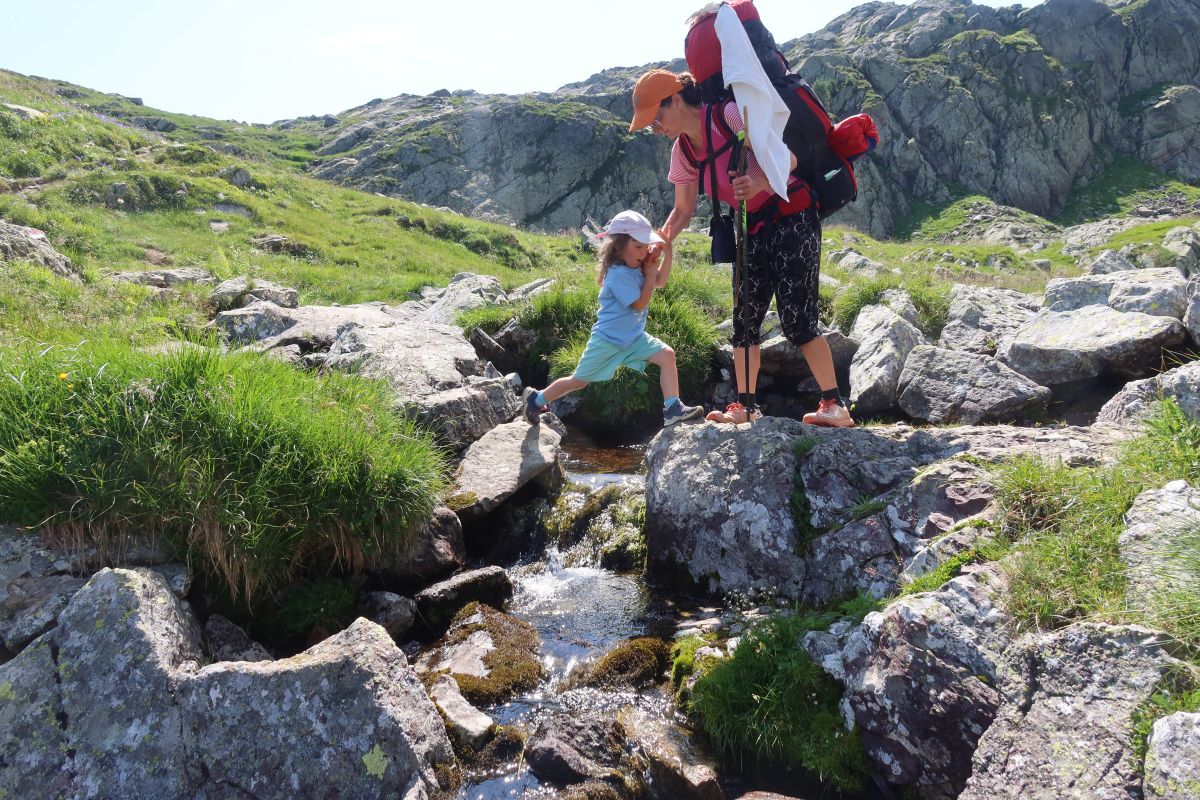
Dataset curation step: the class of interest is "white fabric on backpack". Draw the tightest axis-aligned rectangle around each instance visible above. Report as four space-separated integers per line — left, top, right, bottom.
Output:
714 2 791 200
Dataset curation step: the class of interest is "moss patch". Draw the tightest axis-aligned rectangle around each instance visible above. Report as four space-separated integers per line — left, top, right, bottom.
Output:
435 602 543 706
581 637 671 690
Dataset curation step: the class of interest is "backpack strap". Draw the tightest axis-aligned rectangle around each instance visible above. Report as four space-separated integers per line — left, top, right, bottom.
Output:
698 100 743 207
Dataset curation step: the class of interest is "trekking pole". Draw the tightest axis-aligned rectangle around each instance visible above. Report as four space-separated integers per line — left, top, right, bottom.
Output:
736 107 753 427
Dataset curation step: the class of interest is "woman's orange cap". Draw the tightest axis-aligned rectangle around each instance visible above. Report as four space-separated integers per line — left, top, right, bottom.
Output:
628 69 684 132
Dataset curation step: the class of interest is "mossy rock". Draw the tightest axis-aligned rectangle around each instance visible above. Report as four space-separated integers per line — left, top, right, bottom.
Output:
558 781 626 800
546 483 647 572
432 602 543 706
581 637 671 690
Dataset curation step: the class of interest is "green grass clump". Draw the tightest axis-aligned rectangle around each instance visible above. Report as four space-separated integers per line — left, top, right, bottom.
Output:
0 340 446 602
994 399 1200 650
547 295 718 429
670 633 718 692
830 273 951 337
688 610 873 791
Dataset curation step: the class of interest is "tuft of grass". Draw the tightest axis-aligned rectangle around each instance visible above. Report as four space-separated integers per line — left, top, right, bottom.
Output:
0 339 446 602
687 610 873 791
830 274 951 337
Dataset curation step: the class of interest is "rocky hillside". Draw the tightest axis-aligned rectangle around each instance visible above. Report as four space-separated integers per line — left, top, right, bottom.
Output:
298 0 1200 236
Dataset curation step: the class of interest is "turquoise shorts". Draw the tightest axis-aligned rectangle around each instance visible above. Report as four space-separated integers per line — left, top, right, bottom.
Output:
573 331 667 383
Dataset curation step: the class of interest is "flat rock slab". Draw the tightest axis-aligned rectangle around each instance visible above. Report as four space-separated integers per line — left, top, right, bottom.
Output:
414 566 513 632
997 305 1187 385
0 568 453 799
1044 267 1188 318
448 420 562 523
937 284 1040 356
960 623 1187 800
430 675 494 750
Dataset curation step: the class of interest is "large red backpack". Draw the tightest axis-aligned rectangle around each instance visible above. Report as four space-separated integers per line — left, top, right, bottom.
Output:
684 0 877 220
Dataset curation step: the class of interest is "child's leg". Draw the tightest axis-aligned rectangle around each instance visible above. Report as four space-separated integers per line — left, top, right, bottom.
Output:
648 346 679 400
541 375 589 403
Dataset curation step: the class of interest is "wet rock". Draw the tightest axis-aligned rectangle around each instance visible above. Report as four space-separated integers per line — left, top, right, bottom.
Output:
897 346 1050 425
1085 249 1139 275
410 376 519 452
526 713 627 784
1098 358 1200 424
1118 482 1200 615
0 220 79 279
418 602 541 705
209 275 299 310
414 566 513 633
0 568 453 799
369 505 465 585
546 482 647 571
448 420 563 523
365 591 417 642
960 624 1188 800
617 706 724 800
996 306 1187 385
203 613 273 662
430 674 494 750
937 284 1040 356
848 304 928 413
819 566 1014 796
1145 712 1200 800
1043 267 1189 319
109 266 215 288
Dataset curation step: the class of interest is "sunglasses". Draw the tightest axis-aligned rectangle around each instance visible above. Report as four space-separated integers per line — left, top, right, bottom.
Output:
651 96 672 130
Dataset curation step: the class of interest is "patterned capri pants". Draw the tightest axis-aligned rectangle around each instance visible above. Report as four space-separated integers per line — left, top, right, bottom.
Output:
730 207 823 348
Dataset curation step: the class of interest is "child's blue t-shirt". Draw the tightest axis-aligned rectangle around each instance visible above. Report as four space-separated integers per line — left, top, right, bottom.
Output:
591 264 648 347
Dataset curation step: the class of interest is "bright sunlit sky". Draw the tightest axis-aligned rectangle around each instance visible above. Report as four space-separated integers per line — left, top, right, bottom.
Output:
4 0 1040 124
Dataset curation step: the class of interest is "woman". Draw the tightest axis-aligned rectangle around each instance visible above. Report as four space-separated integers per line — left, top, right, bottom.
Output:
628 68 853 428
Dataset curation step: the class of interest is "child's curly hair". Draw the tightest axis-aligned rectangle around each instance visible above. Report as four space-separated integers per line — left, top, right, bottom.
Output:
596 233 634 286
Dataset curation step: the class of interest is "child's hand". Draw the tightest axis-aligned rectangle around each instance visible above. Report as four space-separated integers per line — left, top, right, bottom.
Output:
644 244 664 271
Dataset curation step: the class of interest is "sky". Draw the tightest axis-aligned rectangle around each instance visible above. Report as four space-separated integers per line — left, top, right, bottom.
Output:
3 0 1040 124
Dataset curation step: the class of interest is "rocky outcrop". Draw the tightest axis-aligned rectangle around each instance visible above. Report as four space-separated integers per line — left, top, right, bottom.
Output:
645 418 1122 600
0 220 79 279
303 0 1200 235
1098 357 1200 423
937 285 1040 356
109 266 215 288
896 346 1050 425
209 275 299 310
0 568 454 800
997 305 1187 385
960 623 1187 800
807 566 1013 798
848 304 927 413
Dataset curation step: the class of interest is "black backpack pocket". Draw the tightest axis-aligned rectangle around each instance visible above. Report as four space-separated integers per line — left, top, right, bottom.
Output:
811 148 857 220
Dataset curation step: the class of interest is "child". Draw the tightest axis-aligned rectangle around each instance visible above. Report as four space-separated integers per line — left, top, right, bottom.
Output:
523 210 704 428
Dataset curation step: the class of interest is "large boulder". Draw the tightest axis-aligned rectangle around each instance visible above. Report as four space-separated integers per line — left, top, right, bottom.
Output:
1145 712 1200 800
413 566 514 633
0 221 78 279
409 377 519 452
996 306 1188 385
1097 358 1200 424
848 304 928 413
1185 278 1200 346
717 326 858 385
419 272 508 325
1118 481 1200 615
0 568 453 800
1085 249 1138 275
525 713 628 785
448 420 562 523
1163 225 1200 277
369 506 466 586
209 275 299 310
896 346 1050 425
960 623 1187 800
808 566 1013 798
937 284 1041 356
1043 267 1189 319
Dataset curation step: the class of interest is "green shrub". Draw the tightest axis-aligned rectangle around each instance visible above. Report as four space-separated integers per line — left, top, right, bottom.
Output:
547 295 717 429
0 340 446 602
688 610 873 791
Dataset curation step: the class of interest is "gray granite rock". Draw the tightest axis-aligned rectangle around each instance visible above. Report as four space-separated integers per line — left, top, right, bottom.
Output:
849 304 928 413
448 420 562 523
210 275 299 310
960 624 1187 800
1118 481 1200 616
203 613 273 662
997 306 1188 385
897 346 1050 424
1044 267 1188 319
1098 359 1200 424
1144 712 1200 800
937 284 1041 356
414 566 513 633
429 674 494 750
0 220 78 278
